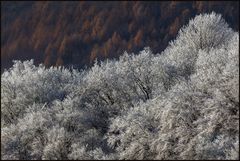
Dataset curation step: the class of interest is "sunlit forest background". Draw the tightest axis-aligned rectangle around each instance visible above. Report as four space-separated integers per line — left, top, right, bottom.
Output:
1 1 239 72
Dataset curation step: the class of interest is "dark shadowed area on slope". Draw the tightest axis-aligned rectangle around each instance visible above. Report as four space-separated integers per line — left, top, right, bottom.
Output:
1 1 239 72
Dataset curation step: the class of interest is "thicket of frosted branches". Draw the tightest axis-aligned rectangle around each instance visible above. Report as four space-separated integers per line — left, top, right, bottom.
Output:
1 12 239 160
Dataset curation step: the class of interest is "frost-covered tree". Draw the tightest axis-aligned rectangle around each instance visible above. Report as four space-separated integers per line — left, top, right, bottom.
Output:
160 12 234 80
106 98 161 160
1 104 53 160
1 60 83 126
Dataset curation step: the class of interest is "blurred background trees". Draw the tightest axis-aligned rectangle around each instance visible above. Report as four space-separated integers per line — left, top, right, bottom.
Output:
1 1 239 72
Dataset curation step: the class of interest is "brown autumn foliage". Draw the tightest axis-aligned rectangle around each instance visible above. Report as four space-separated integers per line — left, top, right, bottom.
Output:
1 1 239 72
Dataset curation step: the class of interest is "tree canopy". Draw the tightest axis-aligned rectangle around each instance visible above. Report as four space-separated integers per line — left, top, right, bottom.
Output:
1 12 239 160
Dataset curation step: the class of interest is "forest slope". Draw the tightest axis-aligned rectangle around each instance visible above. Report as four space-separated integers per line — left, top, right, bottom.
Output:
1 13 239 160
